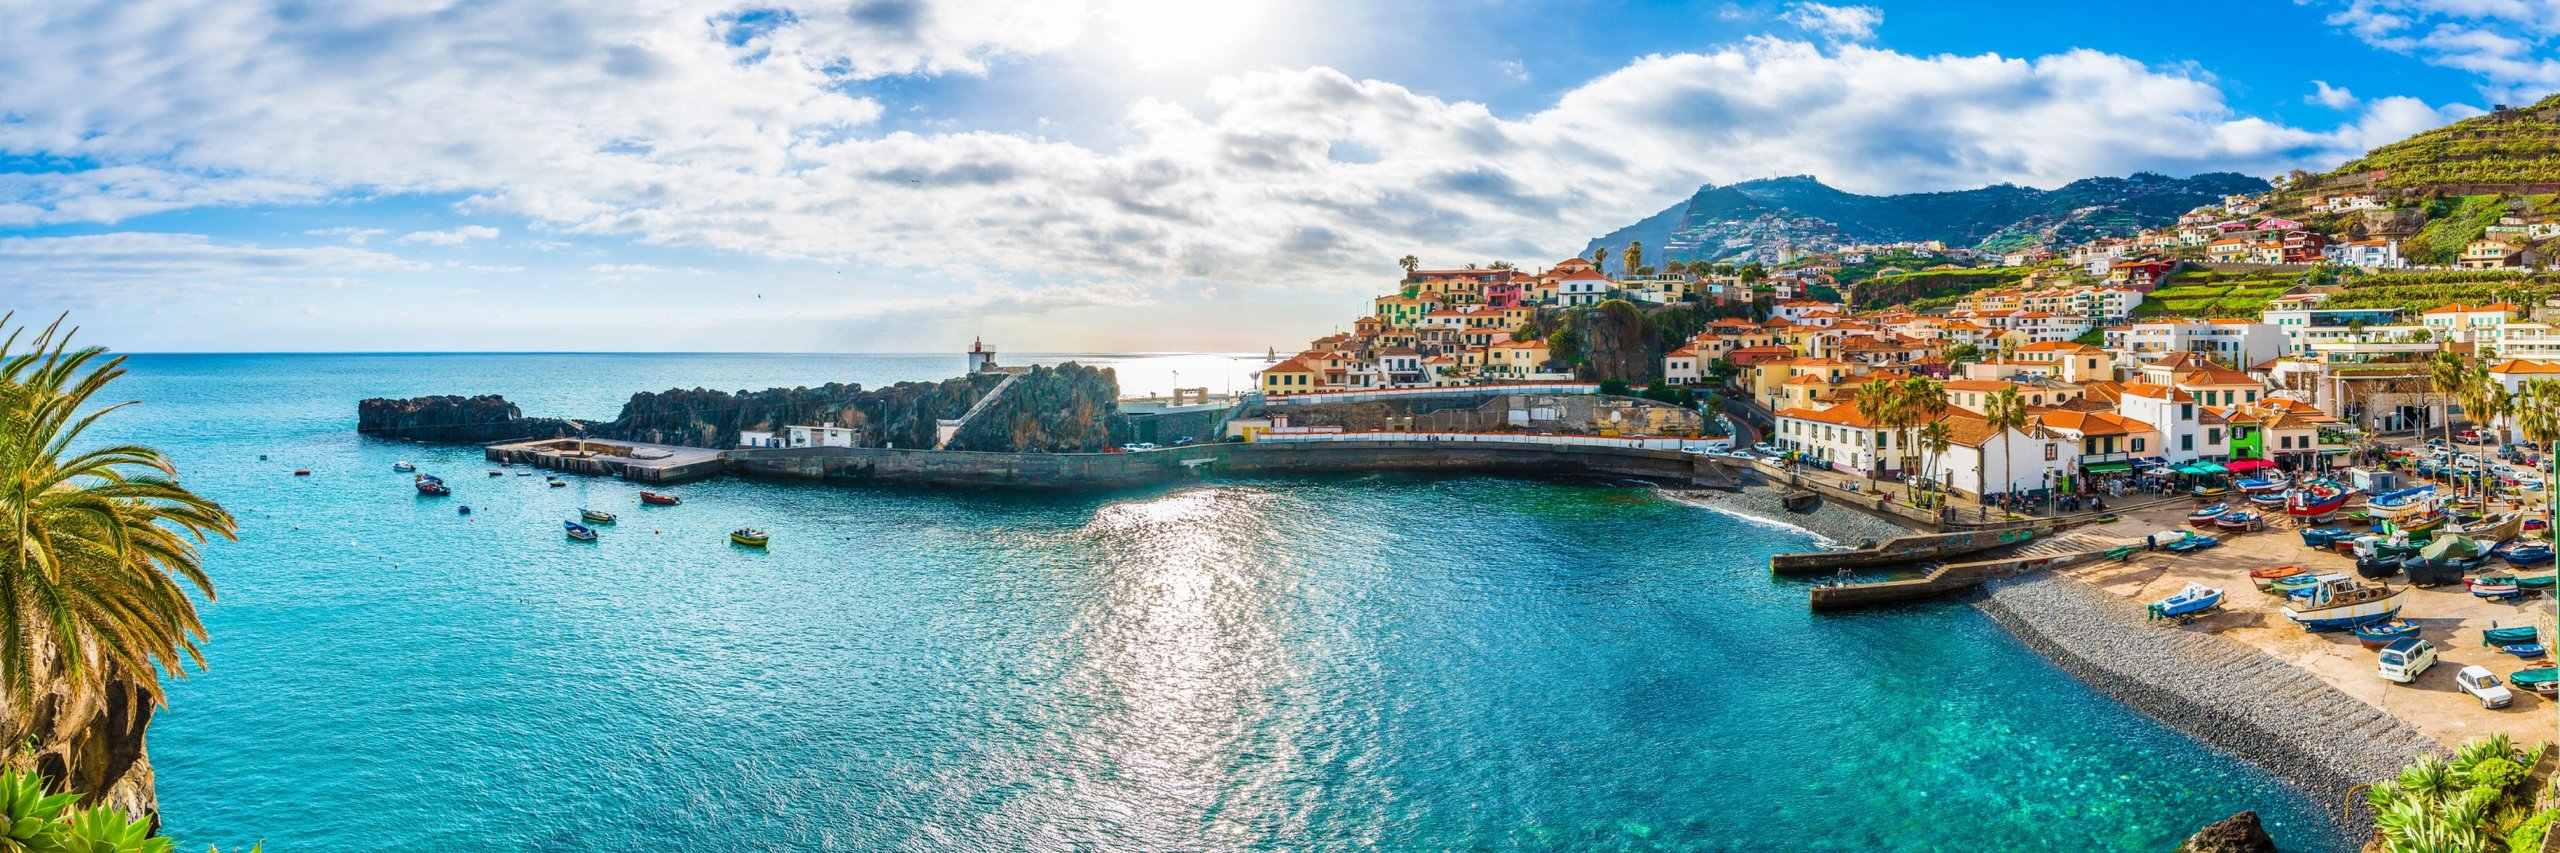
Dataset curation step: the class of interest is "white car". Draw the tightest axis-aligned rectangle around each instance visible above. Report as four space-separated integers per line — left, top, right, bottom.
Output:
2455 665 2514 708
1753 442 1779 456
2378 638 2437 684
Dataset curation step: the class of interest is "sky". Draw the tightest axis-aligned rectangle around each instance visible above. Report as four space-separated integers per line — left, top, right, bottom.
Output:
1 0 2554 353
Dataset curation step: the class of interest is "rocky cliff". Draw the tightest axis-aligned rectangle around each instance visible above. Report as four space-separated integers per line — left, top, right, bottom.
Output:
359 366 1125 453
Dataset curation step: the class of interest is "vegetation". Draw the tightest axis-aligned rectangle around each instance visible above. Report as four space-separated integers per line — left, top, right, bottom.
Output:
2320 272 2560 312
2363 735 2549 853
1854 268 2033 311
0 316 236 811
1983 387 2029 498
2403 195 2509 266
2321 93 2560 191
0 767 252 852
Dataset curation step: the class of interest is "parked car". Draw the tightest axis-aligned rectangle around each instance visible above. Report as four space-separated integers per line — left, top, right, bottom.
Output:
2378 638 2438 684
2456 429 2488 444
2454 665 2515 709
1753 442 1780 456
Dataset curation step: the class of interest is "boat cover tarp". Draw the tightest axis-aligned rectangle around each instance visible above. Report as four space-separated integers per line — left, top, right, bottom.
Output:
2420 535 2487 561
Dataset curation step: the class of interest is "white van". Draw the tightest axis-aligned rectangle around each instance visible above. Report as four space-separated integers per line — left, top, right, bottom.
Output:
2378 638 2438 684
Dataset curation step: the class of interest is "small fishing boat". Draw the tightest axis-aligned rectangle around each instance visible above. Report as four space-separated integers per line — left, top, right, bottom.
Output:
2517 575 2557 590
2192 485 2228 498
2449 512 2522 544
2164 533 2221 553
2286 485 2355 521
487 471 504 477
392 461 417 472
2383 511 2448 537
580 508 617 524
2503 544 2555 566
2509 666 2559 697
2406 535 2492 583
2268 572 2348 596
2187 504 2230 527
2356 553 2406 579
2249 564 2305 580
730 527 769 547
2352 619 2420 649
457 505 471 516
2249 492 2288 507
564 521 597 541
2499 643 2547 658
2215 509 2266 531
293 469 311 476
547 479 567 488
640 491 681 506
2470 579 2522 599
2280 577 2405 631
414 474 449 496
2299 527 2352 548
2148 583 2225 620
2093 513 2122 524
2483 624 2541 647
2236 476 2289 494
2526 518 2549 534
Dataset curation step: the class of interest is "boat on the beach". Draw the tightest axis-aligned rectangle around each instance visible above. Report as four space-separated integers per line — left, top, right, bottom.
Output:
2280 576 2405 631
2502 544 2554 566
2248 492 2288 508
2148 583 2224 619
564 521 597 541
2299 527 2352 547
2192 485 2228 498
2469 579 2522 599
2215 509 2265 531
2094 513 2122 524
640 491 681 506
580 508 617 524
415 473 449 496
2382 510 2448 538
2485 624 2542 647
2449 512 2522 544
2516 574 2557 589
2286 485 2355 521
2499 643 2547 658
2269 572 2349 597
2352 619 2421 649
2509 666 2559 696
2249 564 2305 580
2187 504 2229 527
2164 533 2220 553
392 460 417 472
731 527 769 547
2405 535 2492 584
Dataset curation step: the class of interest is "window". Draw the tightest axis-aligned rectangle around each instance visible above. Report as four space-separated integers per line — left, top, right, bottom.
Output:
2045 444 2057 461
2181 435 2193 451
2181 404 2193 420
2133 438 2146 452
2208 428 2221 444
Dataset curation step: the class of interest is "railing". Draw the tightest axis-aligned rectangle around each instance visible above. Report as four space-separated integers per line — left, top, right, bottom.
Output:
1253 430 1694 450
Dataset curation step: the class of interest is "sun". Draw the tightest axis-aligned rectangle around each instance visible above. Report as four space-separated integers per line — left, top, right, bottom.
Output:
1098 0 1274 70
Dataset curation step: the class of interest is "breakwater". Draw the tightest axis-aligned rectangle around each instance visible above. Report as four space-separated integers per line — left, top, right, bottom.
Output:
1977 572 2440 834
731 440 1742 491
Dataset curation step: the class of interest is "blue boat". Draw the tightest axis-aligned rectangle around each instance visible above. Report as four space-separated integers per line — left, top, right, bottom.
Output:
2280 577 2406 631
2149 582 2225 619
2164 533 2221 553
563 520 597 541
2351 619 2419 649
2299 527 2351 547
2499 643 2548 658
2503 544 2554 566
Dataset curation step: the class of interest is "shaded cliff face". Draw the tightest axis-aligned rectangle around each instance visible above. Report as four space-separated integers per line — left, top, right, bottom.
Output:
945 363 1123 453
359 369 1122 453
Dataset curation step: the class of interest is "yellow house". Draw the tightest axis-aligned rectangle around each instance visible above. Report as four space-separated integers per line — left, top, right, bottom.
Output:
1260 357 1319 396
1374 295 1428 328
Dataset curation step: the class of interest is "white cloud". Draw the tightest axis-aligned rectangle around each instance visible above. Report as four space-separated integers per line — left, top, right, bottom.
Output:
0 3 2474 322
394 225 500 245
1781 3 1884 43
306 226 389 244
2326 0 2560 100
0 232 424 303
2309 80 2360 109
1500 60 1531 82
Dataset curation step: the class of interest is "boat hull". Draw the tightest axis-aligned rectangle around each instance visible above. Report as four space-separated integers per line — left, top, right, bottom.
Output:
2283 599 2404 631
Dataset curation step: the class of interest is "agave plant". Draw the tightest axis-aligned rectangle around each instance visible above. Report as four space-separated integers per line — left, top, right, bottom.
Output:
2399 754 2459 802
0 767 195 853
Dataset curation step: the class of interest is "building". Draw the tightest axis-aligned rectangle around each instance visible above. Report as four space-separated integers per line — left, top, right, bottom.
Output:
2459 239 2523 269
2118 319 2288 369
1772 403 1909 478
1920 411 2073 499
2325 239 2403 269
1259 357 1319 396
2419 302 2519 343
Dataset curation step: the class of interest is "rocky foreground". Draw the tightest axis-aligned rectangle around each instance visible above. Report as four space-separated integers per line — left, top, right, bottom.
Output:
359 363 1126 452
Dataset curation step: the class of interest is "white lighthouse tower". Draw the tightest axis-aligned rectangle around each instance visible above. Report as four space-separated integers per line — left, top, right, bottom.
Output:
967 337 999 374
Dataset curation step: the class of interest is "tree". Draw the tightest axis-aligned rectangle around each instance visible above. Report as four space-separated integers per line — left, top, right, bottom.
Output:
1917 420 1954 496
1590 246 1608 268
1983 387 2031 500
2516 380 2560 532
2428 349 2469 453
1898 376 1947 478
1623 241 1643 276
2459 363 2510 449
1488 260 1513 270
0 316 237 810
1943 342 1984 365
1598 378 1630 396
1852 379 1901 477
1398 255 1419 277
2349 319 2369 343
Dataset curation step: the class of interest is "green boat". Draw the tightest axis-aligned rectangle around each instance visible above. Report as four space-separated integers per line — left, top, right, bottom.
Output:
2483 625 2541 647
2518 575 2557 590
2512 667 2558 697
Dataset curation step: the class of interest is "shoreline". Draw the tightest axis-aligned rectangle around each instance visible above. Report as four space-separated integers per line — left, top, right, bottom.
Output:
1665 485 2409 840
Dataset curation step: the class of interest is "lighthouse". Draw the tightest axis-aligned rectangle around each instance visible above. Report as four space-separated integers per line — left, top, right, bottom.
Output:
967 337 999 374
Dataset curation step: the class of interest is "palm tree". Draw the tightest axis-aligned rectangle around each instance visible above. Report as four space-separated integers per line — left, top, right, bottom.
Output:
1898 377 1947 479
1622 241 1643 277
1918 420 1954 500
2428 349 2468 452
1397 255 1419 277
2459 363 2509 449
0 315 236 804
2515 380 2560 538
1983 387 2031 504
1851 379 1900 478
1590 246 1609 268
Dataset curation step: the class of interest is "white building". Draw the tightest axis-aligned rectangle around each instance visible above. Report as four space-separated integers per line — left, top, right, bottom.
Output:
1927 413 2075 499
2118 383 2228 463
743 423 859 449
2116 319 2288 368
2324 239 2404 270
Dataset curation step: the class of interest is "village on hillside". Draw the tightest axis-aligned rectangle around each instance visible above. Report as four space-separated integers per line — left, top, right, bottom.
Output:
1251 183 2560 505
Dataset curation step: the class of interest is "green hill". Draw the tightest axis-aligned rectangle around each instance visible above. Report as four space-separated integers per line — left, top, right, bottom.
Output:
2303 94 2560 193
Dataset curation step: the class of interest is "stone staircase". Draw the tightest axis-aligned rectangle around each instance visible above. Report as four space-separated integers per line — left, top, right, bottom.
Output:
2013 527 2140 560
933 372 1020 450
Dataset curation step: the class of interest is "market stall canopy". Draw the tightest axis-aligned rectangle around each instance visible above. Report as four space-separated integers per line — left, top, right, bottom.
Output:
2225 459 2276 472
2083 462 2132 474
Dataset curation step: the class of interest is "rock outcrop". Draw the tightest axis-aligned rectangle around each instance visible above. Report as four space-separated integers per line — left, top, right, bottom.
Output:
359 365 1126 454
2176 811 2278 853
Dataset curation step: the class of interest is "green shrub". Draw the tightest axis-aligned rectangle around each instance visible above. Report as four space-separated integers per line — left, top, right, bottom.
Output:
0 769 257 853
2508 808 2559 853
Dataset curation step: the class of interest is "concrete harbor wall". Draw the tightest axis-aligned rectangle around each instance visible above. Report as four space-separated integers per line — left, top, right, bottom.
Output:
1808 548 2110 609
731 440 1739 491
1772 525 2054 575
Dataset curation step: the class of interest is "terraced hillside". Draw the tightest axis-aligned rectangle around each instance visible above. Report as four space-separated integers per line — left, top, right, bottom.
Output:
2303 94 2560 194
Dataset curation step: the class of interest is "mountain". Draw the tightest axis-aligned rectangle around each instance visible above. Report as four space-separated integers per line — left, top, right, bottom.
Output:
1583 172 2270 270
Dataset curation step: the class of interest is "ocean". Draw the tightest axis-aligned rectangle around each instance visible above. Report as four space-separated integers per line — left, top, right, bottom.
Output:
93 353 2347 851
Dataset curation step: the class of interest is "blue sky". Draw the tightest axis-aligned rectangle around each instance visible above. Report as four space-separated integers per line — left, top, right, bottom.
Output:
0 0 2549 352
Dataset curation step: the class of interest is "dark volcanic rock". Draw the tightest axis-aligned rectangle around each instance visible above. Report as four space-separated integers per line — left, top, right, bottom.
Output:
946 363 1123 453
357 394 585 443
2177 812 2277 853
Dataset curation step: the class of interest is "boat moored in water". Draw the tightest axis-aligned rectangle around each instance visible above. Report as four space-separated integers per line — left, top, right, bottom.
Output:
564 521 597 541
731 527 769 547
392 460 416 472
641 491 681 506
415 473 449 496
580 508 617 524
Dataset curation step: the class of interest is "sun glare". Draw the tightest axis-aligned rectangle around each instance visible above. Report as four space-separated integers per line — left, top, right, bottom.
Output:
1099 0 1273 70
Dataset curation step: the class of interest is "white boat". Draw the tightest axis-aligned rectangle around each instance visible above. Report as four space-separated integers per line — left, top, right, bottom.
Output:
2149 582 2225 619
391 460 417 472
2281 576 2407 632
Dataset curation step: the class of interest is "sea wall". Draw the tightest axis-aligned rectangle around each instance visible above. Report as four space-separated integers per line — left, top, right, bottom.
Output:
732 440 1738 491
1977 572 2439 834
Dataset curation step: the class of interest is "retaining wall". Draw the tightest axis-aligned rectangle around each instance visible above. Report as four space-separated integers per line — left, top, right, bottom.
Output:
730 440 1740 491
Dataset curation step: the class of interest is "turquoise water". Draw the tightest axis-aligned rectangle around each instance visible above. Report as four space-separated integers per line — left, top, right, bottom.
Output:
94 354 2349 851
